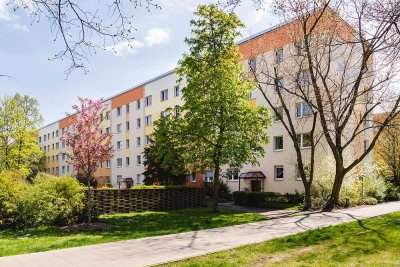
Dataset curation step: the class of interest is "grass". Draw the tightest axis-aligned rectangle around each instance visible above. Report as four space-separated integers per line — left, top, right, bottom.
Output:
0 207 265 257
165 211 400 267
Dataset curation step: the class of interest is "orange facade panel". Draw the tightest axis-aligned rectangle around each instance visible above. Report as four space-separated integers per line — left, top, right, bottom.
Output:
111 86 144 109
59 114 76 129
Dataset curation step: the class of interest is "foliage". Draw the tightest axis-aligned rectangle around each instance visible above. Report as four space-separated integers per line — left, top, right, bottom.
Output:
311 157 390 209
177 4 271 211
204 180 231 200
374 116 400 183
143 114 187 185
0 171 26 228
0 207 265 257
130 185 189 190
233 191 301 208
0 172 84 229
384 182 400 201
0 94 43 177
166 211 400 266
61 97 113 223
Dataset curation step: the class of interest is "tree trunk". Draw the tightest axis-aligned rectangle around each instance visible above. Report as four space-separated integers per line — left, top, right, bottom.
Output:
324 166 345 211
87 178 92 224
212 161 220 213
303 185 312 211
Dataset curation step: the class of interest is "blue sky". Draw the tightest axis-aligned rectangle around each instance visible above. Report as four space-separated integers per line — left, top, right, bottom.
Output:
0 0 279 126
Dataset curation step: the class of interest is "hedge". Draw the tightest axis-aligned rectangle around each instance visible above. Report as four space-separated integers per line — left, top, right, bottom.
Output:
233 191 303 207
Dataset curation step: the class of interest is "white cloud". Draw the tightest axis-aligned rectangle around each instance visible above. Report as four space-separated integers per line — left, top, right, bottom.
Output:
145 27 171 46
0 0 13 21
11 23 30 32
105 39 144 56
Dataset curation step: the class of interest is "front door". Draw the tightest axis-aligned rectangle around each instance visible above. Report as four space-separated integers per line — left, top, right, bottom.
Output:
251 180 261 192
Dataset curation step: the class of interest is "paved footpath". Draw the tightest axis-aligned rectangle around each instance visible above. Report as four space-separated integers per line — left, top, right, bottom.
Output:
1 201 399 267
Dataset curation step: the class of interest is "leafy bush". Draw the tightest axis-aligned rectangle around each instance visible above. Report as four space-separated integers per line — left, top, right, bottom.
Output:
0 172 84 229
0 172 26 228
233 191 292 207
130 185 188 190
384 182 400 201
311 156 390 209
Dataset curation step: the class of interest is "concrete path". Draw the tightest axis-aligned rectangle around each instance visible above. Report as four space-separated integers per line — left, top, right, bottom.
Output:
0 201 399 267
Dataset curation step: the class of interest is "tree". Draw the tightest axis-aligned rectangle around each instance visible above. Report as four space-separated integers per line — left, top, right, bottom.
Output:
4 0 161 75
0 93 43 176
61 97 113 223
177 4 271 212
267 0 400 210
374 114 400 184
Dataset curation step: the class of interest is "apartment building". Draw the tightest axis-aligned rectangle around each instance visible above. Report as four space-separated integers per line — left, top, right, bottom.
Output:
38 13 373 193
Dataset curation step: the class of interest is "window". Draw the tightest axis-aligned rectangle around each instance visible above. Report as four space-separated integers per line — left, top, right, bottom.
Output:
62 128 65 135
137 155 141 165
203 171 214 182
296 164 310 181
52 132 54 138
56 130 59 137
126 104 130 113
136 137 141 146
126 139 130 148
227 169 239 181
56 142 59 149
274 107 283 122
52 144 54 150
126 121 130 131
106 127 111 134
117 158 122 168
275 48 283 63
161 110 169 117
296 102 312 118
56 167 59 174
39 136 41 143
248 58 256 71
145 135 151 145
44 135 47 141
136 118 141 128
106 111 110 120
136 100 141 109
145 95 152 106
99 177 103 184
117 123 122 133
56 155 59 161
106 160 111 168
62 154 65 161
190 172 196 183
297 133 312 148
117 141 122 150
161 89 169 101
145 115 152 126
62 166 65 173
174 107 180 117
126 157 130 166
174 85 180 97
117 107 122 116
249 90 256 99
136 174 141 184
274 136 284 151
67 165 70 172
274 165 284 180
106 176 111 184
52 155 55 162
298 70 311 86
274 77 284 92
62 141 65 148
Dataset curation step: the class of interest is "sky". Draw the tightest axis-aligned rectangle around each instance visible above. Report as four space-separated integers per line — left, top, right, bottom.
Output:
0 0 279 126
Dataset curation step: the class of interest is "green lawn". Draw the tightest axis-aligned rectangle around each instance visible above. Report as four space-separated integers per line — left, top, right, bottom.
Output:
166 211 400 267
0 207 265 257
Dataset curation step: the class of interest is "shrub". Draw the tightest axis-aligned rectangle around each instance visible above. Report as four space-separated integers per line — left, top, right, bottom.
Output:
0 172 84 229
130 185 189 189
0 172 26 228
384 182 400 201
233 191 287 207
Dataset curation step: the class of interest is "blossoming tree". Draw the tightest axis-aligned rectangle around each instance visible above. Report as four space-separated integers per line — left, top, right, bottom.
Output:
61 97 113 223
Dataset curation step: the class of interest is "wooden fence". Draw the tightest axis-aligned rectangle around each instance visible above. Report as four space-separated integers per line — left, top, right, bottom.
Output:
86 188 205 215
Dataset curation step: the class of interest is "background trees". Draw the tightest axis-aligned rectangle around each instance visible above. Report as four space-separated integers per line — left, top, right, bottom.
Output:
0 94 43 176
61 98 113 223
177 4 271 212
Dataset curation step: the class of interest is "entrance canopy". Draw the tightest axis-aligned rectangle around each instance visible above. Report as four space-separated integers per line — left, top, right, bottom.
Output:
239 171 266 179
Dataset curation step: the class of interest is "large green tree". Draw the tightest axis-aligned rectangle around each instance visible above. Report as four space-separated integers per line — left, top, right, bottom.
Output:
144 108 187 185
0 94 43 176
177 4 271 212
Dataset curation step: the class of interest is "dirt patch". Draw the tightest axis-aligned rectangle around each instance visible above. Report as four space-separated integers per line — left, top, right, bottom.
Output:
252 246 320 266
62 222 113 232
